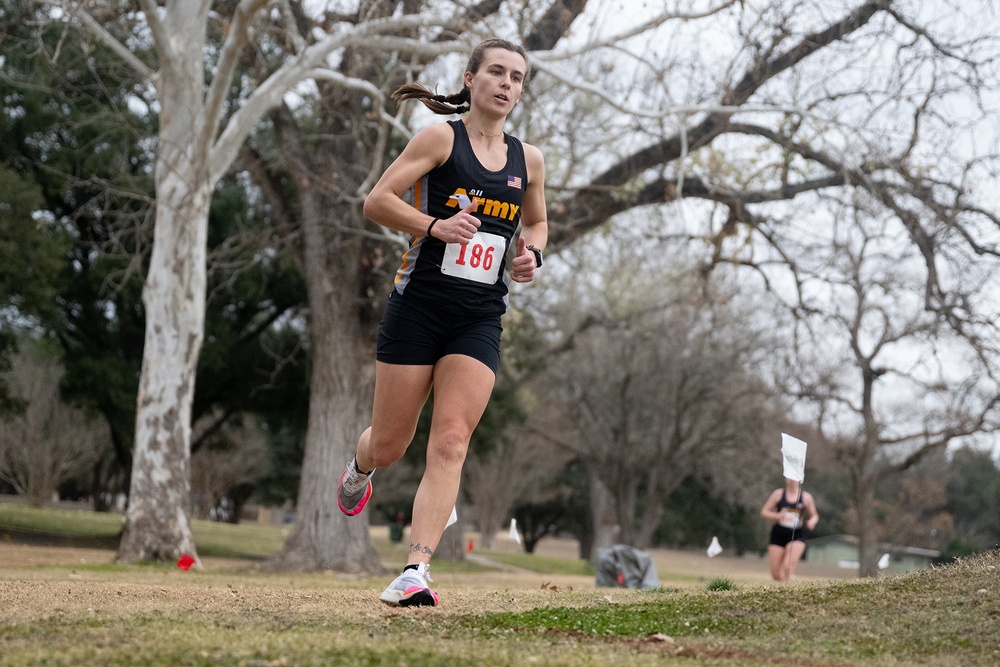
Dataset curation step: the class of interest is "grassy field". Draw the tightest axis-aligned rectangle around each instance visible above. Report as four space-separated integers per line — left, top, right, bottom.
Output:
2 502 999 666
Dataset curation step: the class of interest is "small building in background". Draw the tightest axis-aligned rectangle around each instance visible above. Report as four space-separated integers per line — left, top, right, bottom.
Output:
806 534 940 573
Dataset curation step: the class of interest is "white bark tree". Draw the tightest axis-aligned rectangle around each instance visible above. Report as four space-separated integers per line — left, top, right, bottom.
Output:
49 0 460 564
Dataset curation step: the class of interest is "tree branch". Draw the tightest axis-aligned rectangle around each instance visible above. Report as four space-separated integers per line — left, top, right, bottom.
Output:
53 0 155 78
550 0 891 244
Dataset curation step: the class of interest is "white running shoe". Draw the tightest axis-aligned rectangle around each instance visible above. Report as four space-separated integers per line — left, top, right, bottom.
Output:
379 563 439 607
337 459 374 516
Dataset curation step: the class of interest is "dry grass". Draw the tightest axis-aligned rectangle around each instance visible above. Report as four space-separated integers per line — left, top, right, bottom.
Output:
2 511 996 667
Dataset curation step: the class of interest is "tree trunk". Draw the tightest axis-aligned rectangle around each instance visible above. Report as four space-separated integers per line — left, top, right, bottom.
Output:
855 478 881 577
587 463 621 562
465 458 510 551
116 4 211 563
478 524 497 551
266 191 382 572
117 163 210 564
632 486 668 550
266 362 381 572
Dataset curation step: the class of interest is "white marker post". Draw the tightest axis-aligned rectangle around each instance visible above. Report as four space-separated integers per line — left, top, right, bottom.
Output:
707 536 723 558
508 518 522 544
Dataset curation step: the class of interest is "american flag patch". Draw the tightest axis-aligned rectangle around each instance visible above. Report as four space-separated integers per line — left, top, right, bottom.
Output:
507 175 522 189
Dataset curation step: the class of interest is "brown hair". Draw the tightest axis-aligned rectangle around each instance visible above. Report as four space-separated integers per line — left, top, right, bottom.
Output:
391 39 530 115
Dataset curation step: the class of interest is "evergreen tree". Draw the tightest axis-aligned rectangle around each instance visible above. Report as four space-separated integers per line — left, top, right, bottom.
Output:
944 447 1000 553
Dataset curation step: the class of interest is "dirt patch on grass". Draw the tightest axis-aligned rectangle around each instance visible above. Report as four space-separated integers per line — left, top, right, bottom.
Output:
0 532 852 623
0 545 617 624
4 538 991 667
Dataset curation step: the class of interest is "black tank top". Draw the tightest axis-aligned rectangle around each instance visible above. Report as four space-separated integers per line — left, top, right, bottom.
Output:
776 489 805 529
392 120 528 316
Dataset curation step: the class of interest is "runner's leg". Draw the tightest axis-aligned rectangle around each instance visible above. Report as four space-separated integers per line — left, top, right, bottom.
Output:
355 361 434 472
785 540 807 580
768 544 787 581
406 354 495 564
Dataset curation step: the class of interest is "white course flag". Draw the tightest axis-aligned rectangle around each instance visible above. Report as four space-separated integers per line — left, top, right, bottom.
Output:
781 433 808 482
446 506 458 528
508 518 522 544
707 536 723 558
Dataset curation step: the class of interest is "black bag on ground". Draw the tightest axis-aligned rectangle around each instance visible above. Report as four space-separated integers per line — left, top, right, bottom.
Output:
595 544 660 589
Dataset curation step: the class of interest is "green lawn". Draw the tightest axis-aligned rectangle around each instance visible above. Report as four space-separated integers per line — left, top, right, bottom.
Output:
2 500 999 666
0 501 286 558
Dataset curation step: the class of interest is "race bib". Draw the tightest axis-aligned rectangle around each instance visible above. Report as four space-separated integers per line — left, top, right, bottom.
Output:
778 509 802 529
440 231 506 284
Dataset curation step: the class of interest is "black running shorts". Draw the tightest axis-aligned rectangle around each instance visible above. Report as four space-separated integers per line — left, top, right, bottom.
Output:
769 524 811 547
376 289 502 374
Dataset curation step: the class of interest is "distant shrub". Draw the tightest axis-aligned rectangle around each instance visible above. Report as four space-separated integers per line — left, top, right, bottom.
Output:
938 539 981 563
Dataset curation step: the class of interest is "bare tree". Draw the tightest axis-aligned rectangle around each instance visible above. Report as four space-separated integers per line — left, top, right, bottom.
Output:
522 228 785 557
189 413 269 521
0 348 111 506
783 203 1000 576
462 430 572 550
524 0 1000 571
867 474 954 552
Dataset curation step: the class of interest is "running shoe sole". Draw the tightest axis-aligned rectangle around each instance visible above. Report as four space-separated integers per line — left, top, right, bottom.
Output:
380 585 439 607
337 468 372 516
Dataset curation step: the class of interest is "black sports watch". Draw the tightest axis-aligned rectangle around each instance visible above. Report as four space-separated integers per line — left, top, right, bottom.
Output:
527 245 543 268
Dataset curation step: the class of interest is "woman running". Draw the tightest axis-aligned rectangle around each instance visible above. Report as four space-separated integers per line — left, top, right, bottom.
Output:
337 38 548 607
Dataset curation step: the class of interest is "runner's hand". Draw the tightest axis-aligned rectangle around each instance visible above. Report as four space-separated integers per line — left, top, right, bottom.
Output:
430 201 479 243
511 237 536 283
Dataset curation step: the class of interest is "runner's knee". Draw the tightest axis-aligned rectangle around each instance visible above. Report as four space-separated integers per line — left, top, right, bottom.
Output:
366 431 413 468
426 430 470 467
